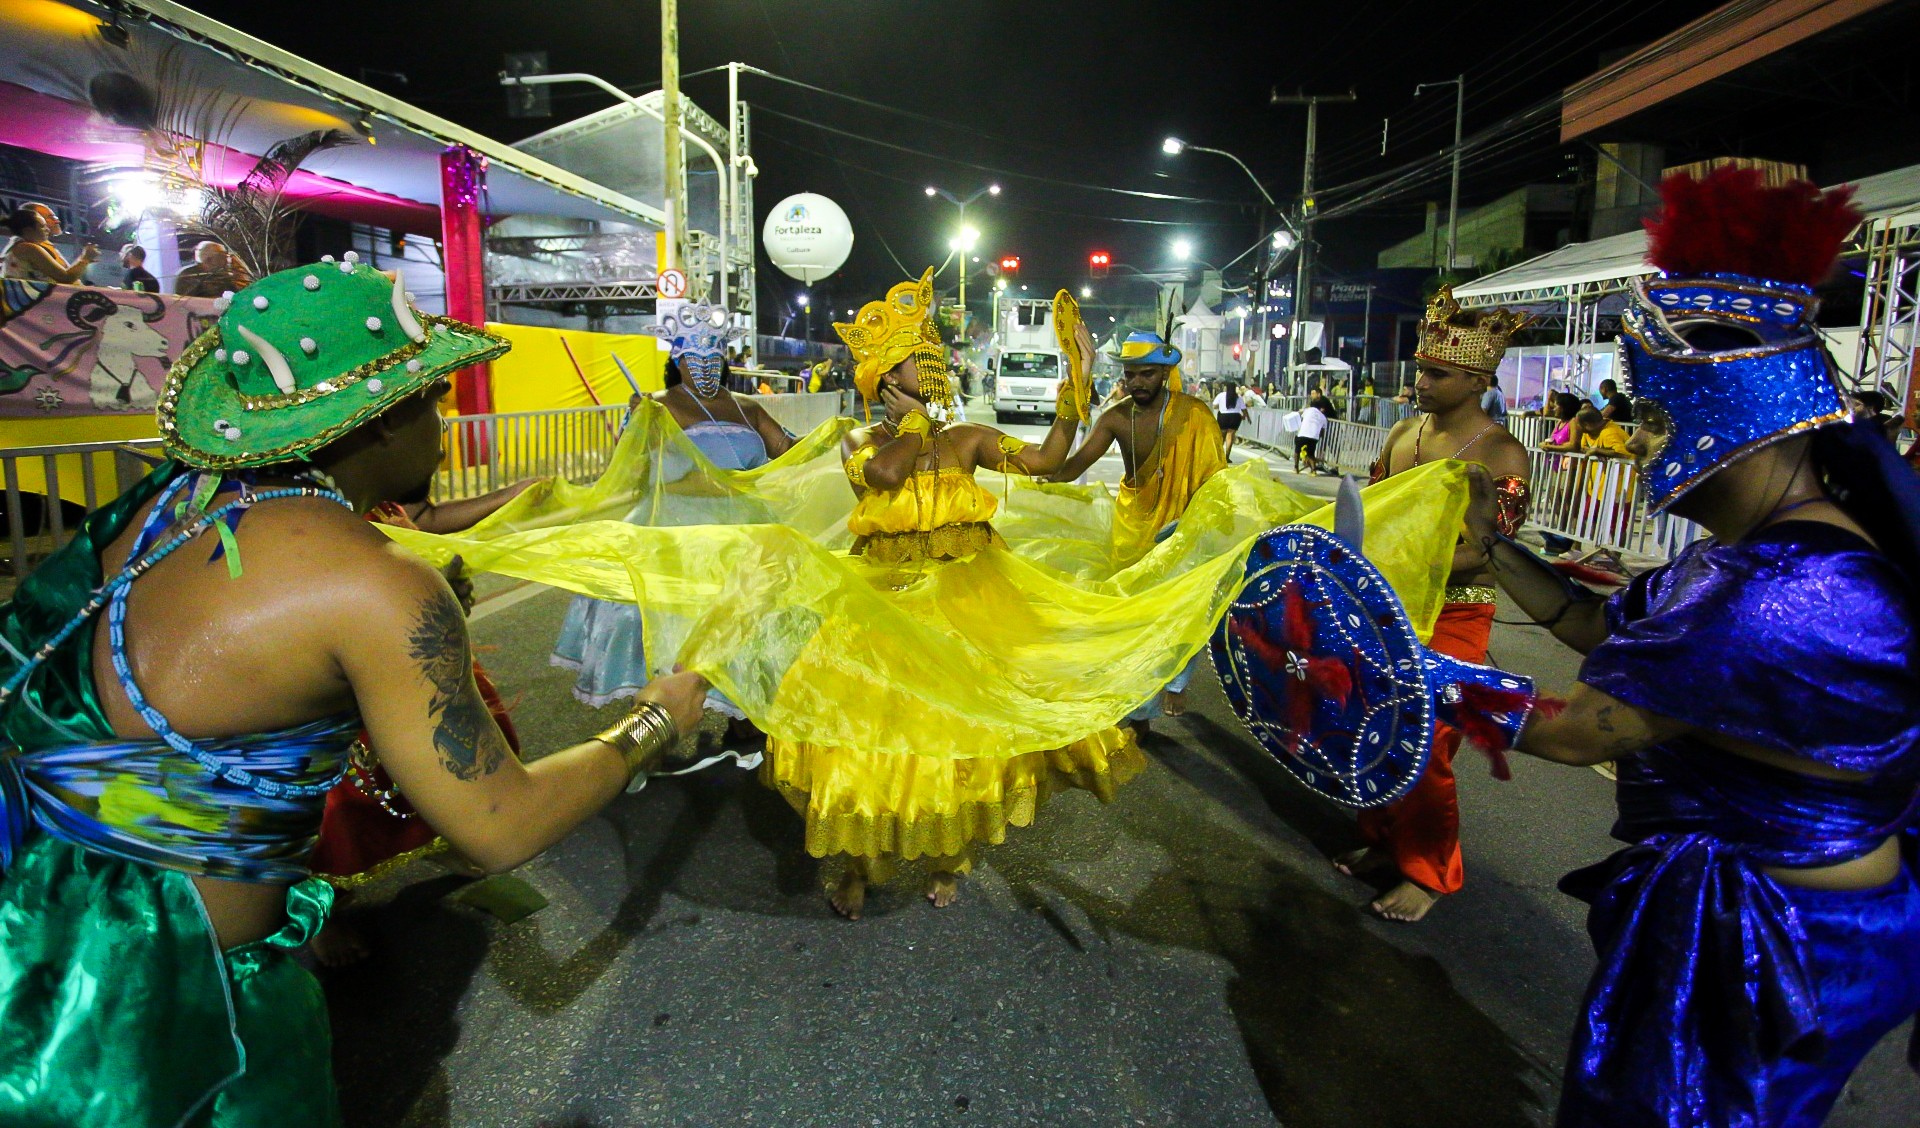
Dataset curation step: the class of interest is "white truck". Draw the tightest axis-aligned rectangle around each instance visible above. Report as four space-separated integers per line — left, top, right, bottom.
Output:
991 297 1064 423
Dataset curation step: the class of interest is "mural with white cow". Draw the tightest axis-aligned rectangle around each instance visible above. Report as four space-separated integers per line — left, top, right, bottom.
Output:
0 283 217 416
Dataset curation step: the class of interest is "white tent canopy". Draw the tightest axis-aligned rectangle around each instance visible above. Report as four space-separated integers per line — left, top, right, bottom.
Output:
1455 162 1920 308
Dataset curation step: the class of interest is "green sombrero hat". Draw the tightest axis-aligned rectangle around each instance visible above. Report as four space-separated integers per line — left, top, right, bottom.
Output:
158 254 508 469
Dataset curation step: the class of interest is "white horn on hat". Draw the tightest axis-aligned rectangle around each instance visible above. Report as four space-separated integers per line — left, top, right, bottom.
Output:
235 323 297 394
388 269 428 343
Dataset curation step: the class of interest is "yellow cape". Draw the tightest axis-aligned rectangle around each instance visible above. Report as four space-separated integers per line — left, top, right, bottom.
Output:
384 401 1468 759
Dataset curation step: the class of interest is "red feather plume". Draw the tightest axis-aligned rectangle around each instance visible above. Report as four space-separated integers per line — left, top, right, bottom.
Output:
1644 166 1864 287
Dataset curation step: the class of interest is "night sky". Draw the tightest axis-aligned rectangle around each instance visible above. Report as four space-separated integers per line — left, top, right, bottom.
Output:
187 0 1726 321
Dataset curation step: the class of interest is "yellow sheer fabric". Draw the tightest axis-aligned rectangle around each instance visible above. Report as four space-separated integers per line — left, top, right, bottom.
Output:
1113 391 1228 566
381 402 1471 760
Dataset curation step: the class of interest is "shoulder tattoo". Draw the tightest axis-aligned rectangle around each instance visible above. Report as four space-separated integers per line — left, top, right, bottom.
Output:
407 587 508 780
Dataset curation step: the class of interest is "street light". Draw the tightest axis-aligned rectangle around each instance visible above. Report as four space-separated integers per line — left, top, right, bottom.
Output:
1080 285 1092 299
1173 238 1194 261
1165 134 1296 382
927 185 1001 333
1271 229 1297 252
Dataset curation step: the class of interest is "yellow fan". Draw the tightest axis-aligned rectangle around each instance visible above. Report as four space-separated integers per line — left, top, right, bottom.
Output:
1052 289 1096 422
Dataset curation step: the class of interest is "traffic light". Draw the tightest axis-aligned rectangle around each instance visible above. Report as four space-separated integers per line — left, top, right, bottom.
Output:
1089 250 1110 278
999 256 1020 276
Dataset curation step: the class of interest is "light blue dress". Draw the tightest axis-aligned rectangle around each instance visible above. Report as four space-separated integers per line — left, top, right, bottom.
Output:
552 407 771 713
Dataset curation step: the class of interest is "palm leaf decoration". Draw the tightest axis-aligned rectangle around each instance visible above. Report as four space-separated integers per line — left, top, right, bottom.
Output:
181 128 356 278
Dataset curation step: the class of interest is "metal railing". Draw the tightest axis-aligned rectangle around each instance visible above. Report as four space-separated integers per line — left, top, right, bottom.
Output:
1526 446 1702 560
1 439 165 577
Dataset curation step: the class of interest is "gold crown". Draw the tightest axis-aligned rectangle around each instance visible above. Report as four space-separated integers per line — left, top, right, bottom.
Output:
833 267 952 406
1414 285 1532 377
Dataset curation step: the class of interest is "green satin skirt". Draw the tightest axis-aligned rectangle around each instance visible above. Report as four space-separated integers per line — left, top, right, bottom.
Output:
0 834 341 1127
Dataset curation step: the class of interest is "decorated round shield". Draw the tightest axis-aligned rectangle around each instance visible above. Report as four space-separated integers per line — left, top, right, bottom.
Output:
1211 524 1434 808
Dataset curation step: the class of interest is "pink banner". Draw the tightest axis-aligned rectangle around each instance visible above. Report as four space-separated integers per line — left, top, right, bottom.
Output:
0 281 217 417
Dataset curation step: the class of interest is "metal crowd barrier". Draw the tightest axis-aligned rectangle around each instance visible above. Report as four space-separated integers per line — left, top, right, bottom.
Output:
1 438 165 580
436 405 630 500
1525 446 1701 561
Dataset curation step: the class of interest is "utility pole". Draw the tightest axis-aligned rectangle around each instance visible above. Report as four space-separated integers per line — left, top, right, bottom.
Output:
1416 76 1465 273
660 0 686 274
1272 88 1356 393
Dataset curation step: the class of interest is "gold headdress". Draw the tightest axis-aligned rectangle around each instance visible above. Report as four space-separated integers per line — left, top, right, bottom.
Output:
833 267 953 407
1414 285 1532 378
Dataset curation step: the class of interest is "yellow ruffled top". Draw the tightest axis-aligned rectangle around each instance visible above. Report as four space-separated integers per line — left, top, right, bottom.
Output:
847 468 1001 565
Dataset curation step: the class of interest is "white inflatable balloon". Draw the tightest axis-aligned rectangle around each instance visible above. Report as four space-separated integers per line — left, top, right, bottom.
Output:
762 193 854 283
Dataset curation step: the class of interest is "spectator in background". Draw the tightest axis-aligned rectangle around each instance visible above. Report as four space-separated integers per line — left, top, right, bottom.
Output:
1480 374 1508 425
1577 404 1631 459
1850 390 1903 444
1394 379 1417 404
3 203 96 283
1598 378 1634 424
120 245 159 292
173 240 251 298
1295 393 1329 474
1576 405 1634 571
1213 380 1248 459
1537 391 1585 555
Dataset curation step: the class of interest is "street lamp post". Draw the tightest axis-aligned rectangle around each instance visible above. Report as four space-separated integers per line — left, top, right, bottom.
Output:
1163 136 1299 384
1271 88 1359 393
1415 76 1466 273
926 183 999 337
797 292 810 360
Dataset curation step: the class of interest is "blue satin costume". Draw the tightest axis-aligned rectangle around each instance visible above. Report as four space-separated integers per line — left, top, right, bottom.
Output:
553 412 771 711
1561 520 1920 1127
0 466 357 1126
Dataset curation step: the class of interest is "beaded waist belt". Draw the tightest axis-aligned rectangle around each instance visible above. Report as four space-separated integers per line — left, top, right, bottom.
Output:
1444 584 1499 605
852 522 996 565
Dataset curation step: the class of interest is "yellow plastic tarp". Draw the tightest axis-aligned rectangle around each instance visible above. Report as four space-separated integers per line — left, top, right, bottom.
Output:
385 402 1469 758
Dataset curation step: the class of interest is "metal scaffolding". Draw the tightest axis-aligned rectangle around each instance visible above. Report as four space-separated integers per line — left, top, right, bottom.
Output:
1853 209 1920 404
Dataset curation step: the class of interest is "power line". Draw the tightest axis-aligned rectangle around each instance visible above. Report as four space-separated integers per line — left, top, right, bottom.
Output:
752 105 1241 206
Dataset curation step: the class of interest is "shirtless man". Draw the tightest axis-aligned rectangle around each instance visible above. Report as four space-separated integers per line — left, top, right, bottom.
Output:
1333 288 1532 922
1050 332 1226 720
0 259 708 1124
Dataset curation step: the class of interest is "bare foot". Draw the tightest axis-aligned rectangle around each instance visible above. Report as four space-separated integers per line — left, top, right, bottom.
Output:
1331 847 1393 879
830 868 867 921
1162 690 1187 717
926 871 961 908
310 916 371 967
1371 880 1440 923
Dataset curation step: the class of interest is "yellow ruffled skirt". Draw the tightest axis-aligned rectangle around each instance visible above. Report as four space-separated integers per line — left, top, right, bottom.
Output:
761 725 1144 880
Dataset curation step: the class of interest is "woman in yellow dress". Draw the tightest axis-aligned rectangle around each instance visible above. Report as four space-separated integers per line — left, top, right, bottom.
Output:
376 272 1474 925
762 269 1136 918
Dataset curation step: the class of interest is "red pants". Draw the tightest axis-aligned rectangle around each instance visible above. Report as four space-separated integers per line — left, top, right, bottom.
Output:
1354 601 1495 895
310 662 520 880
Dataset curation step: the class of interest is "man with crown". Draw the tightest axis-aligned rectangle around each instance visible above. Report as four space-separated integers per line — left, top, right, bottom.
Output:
0 257 712 1123
1328 286 1534 922
1468 168 1920 1125
756 268 1144 919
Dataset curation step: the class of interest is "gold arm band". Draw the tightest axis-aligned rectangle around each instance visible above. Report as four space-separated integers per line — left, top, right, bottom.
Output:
845 445 877 488
595 701 680 781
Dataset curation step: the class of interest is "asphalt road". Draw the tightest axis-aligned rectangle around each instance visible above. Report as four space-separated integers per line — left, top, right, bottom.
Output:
326 410 1917 1127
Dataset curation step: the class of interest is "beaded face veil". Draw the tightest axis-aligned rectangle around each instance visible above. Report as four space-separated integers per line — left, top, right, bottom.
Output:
833 268 953 408
1618 168 1863 511
645 303 746 398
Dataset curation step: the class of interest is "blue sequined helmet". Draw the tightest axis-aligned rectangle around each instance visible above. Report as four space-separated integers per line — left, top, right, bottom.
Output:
1617 167 1864 513
644 302 745 392
1620 272 1848 511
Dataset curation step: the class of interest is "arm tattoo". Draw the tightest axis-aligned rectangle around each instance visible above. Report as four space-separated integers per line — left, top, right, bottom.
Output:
408 588 508 780
1595 704 1616 734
